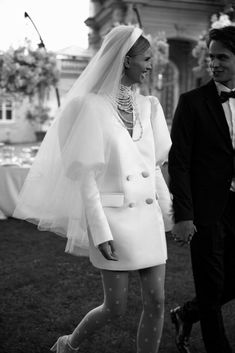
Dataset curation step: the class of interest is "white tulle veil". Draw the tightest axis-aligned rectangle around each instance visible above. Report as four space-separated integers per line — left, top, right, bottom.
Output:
13 25 143 254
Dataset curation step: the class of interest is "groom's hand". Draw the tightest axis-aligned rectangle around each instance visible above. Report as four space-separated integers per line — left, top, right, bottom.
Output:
172 220 197 245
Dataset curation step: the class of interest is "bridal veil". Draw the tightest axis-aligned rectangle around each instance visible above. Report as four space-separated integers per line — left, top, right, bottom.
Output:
13 25 143 254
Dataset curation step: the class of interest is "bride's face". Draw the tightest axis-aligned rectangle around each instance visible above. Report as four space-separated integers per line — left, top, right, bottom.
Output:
124 47 152 85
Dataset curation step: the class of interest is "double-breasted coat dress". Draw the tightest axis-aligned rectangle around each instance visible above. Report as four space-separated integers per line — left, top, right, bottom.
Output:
81 93 173 270
13 91 173 271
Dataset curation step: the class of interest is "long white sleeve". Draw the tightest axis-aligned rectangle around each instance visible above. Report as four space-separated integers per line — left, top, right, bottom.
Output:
82 171 113 247
155 166 174 232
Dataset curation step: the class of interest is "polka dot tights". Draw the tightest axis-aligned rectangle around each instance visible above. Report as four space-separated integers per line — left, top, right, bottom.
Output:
69 265 165 353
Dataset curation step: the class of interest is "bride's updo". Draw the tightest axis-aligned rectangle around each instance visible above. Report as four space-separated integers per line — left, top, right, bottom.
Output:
126 35 150 57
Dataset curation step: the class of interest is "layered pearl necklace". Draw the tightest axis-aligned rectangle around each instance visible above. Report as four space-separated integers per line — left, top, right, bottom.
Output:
113 84 143 141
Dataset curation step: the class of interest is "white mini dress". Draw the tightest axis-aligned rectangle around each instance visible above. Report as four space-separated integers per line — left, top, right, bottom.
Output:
84 93 173 271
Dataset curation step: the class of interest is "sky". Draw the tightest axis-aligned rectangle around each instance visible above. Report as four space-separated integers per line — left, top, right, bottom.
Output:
0 0 90 51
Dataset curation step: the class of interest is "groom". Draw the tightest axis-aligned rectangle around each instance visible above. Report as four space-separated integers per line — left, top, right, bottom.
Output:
168 26 235 353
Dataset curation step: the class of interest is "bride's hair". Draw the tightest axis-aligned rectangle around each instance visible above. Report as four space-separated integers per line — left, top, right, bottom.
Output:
127 35 150 57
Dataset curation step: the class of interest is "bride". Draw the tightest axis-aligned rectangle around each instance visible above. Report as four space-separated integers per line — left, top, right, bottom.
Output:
14 25 173 353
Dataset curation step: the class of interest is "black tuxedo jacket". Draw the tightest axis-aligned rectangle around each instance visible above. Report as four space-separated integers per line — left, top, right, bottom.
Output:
168 79 234 224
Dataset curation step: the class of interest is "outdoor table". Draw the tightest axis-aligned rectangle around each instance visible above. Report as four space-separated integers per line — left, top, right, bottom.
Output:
0 165 29 219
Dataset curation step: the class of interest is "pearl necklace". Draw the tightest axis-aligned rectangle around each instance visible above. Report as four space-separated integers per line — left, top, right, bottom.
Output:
107 84 143 141
118 108 143 142
116 84 134 114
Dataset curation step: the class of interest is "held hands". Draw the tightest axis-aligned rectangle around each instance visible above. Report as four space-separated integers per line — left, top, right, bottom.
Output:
171 220 197 246
98 240 119 261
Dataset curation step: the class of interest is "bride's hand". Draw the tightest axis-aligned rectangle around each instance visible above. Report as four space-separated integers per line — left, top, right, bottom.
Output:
98 240 119 261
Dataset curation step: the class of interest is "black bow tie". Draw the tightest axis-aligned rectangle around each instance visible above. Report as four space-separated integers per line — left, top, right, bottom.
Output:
220 90 235 103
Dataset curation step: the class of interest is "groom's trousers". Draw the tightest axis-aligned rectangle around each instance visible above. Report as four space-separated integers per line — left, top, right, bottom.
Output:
181 191 235 353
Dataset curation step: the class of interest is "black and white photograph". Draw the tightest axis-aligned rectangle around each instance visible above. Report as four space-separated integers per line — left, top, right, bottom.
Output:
0 1 235 352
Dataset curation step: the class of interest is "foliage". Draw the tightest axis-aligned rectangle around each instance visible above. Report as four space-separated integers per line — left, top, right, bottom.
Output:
26 105 52 130
0 44 60 99
0 44 60 131
192 10 235 80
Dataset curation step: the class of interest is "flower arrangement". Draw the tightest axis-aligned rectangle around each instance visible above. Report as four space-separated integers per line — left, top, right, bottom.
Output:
0 45 60 98
192 9 235 80
26 105 52 131
150 32 169 69
0 44 60 134
146 32 169 91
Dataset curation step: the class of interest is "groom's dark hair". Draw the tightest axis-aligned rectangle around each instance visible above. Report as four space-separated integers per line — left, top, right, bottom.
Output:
207 25 235 54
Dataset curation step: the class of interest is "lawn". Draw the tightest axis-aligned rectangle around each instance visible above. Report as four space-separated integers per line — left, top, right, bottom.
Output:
0 218 234 353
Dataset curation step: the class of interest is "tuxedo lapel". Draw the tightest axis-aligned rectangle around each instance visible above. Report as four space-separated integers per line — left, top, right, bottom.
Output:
204 80 232 147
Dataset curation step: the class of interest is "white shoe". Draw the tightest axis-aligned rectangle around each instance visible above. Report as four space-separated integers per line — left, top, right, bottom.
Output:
50 335 79 353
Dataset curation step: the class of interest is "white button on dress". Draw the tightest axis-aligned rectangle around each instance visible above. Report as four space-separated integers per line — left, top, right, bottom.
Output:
128 202 135 208
145 198 153 205
141 171 149 178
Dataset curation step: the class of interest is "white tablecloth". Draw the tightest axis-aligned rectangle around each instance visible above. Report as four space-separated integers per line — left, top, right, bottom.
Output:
0 166 29 219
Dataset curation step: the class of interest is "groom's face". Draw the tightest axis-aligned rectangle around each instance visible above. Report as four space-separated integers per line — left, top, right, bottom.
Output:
208 40 235 89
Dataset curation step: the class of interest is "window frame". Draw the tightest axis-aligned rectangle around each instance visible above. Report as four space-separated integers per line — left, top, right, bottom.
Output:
0 99 15 123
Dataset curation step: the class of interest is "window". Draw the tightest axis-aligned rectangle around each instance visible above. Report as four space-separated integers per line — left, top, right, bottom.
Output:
0 100 14 122
161 61 179 125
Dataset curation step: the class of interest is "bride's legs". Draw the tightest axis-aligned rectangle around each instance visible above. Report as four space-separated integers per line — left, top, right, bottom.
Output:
69 269 129 348
137 265 165 353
